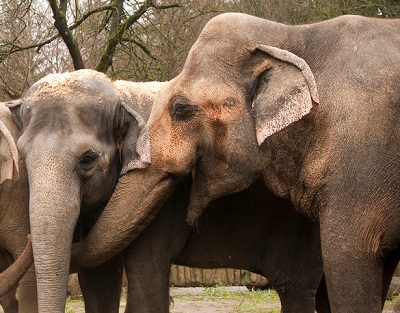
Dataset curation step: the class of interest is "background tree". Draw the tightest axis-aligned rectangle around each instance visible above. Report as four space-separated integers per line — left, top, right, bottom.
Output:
0 0 399 100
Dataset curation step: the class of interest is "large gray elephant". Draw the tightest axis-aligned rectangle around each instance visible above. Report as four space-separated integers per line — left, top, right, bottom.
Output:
5 69 150 313
73 13 400 313
109 80 329 312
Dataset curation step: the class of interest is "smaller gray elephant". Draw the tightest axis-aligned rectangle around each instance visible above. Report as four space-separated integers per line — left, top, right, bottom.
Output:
6 69 150 313
0 101 37 313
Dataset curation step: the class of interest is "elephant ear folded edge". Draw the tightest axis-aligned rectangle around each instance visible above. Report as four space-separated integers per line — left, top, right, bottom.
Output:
253 81 314 144
119 102 151 176
0 103 20 184
251 45 319 145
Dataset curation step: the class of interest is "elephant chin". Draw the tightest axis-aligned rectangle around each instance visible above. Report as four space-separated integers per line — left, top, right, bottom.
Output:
187 166 258 226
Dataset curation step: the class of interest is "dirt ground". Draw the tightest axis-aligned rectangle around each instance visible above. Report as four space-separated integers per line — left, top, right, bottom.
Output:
169 286 280 313
170 287 396 313
62 286 397 313
0 287 393 312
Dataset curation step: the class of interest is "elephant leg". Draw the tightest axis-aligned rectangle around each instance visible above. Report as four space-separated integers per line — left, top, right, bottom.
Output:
382 248 400 306
123 240 172 313
271 263 323 313
78 254 123 313
0 250 18 313
262 211 324 313
315 275 331 313
321 224 383 313
123 185 190 313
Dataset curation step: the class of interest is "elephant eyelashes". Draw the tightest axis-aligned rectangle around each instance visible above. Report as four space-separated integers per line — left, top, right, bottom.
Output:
170 102 198 121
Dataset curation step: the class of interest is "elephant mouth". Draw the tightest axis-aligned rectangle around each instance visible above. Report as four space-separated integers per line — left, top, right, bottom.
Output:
186 156 213 226
186 150 260 226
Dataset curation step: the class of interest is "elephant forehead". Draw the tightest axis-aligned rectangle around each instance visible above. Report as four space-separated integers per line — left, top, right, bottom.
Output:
188 82 244 118
25 93 114 119
25 70 117 103
176 73 241 102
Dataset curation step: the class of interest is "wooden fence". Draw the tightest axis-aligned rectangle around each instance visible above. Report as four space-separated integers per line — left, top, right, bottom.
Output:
68 266 268 297
169 265 268 287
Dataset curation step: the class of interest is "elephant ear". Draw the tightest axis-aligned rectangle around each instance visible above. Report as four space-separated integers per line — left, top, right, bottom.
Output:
250 45 319 145
0 102 20 184
115 102 151 175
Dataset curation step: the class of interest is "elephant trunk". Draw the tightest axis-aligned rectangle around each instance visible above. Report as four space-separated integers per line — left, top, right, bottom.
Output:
72 167 178 268
27 154 81 313
0 235 33 297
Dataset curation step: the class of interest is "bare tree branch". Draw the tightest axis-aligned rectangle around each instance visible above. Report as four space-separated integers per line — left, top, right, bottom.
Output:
0 5 115 61
152 3 181 10
121 37 160 61
95 0 179 73
72 6 116 32
48 0 84 69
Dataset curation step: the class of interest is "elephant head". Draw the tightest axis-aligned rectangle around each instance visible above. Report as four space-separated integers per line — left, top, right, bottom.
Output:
150 46 318 224
72 13 318 267
6 69 150 313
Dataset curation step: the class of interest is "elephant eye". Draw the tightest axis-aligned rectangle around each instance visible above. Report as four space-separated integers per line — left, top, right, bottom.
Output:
78 152 98 171
170 103 198 121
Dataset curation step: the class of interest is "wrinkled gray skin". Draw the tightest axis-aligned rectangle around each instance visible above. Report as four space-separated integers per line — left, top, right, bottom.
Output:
6 69 150 313
0 102 37 313
75 14 400 313
76 81 330 312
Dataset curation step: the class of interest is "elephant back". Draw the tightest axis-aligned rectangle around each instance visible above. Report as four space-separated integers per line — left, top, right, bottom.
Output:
113 80 167 123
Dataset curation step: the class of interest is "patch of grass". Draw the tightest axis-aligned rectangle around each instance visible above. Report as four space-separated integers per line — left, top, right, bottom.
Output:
235 288 280 313
195 285 280 313
65 296 84 313
384 294 398 311
65 295 126 313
